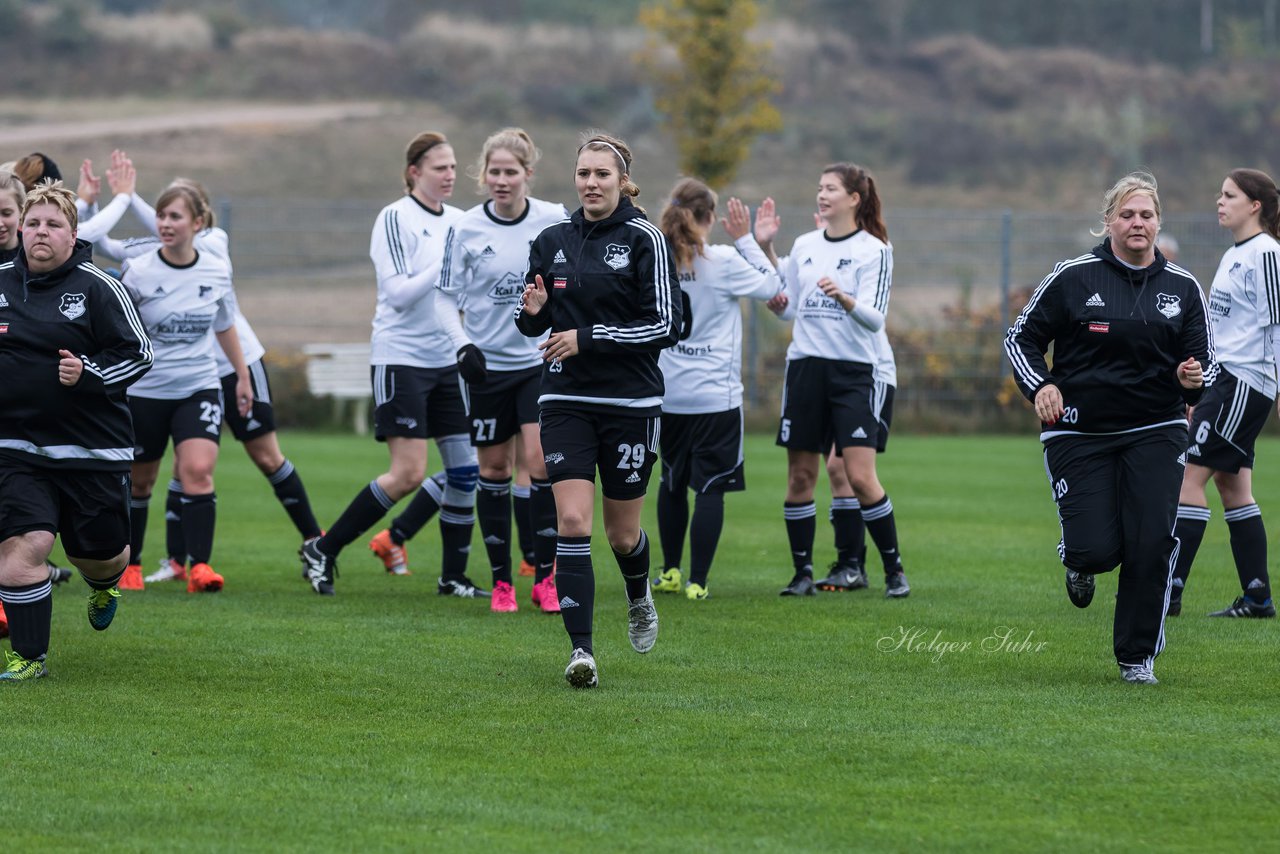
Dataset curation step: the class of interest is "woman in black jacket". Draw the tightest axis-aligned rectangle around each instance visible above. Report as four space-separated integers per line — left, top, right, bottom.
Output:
516 131 681 688
1004 171 1214 685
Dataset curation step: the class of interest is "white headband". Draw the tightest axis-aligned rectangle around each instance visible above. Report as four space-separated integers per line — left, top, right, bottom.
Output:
579 141 628 174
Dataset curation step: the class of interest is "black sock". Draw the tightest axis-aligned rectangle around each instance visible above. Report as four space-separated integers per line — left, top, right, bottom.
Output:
783 501 816 576
181 492 217 565
688 492 725 587
614 529 652 602
512 483 534 564
530 478 558 583
80 568 125 591
268 459 322 540
1171 504 1209 600
0 580 52 660
129 495 150 567
389 473 445 545
1225 504 1271 602
657 485 688 571
477 477 513 585
439 504 475 581
861 494 902 574
830 496 863 566
323 480 396 556
556 535 594 653
164 478 185 564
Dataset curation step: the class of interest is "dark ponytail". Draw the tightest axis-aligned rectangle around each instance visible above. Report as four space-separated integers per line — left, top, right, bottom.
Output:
822 162 888 243
660 177 717 272
1229 168 1280 240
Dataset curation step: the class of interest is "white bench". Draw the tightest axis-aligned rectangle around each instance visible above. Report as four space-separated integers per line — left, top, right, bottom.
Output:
303 343 372 435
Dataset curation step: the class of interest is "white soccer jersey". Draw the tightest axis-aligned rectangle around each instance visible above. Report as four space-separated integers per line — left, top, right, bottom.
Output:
96 215 265 376
660 237 783 414
437 198 568 370
779 228 892 365
121 249 238 399
1205 232 1280 398
873 326 896 387
369 195 463 368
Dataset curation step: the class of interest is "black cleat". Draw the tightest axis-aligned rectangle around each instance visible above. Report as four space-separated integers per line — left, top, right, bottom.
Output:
47 562 73 586
301 539 337 596
1166 596 1182 617
1065 569 1095 609
884 570 911 599
816 562 868 592
1208 596 1275 618
437 576 491 598
779 573 816 596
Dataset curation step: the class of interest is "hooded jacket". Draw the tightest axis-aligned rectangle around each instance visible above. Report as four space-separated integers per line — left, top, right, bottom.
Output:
515 197 681 416
0 239 152 470
1004 238 1216 438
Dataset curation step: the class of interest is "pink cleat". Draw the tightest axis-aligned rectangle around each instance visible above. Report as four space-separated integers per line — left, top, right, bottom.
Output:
531 574 561 614
491 580 518 613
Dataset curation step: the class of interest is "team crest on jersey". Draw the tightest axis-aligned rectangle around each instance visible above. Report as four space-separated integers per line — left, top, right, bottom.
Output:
604 243 630 270
1156 293 1181 319
59 293 86 320
837 259 852 270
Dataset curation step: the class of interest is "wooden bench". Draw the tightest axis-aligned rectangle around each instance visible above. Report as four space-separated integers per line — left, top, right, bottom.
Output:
303 343 372 435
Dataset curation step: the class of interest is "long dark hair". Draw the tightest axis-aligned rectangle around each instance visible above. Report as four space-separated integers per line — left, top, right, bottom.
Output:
822 162 887 243
659 177 716 272
1229 168 1280 240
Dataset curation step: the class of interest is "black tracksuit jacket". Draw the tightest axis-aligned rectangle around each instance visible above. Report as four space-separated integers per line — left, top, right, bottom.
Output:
1004 238 1216 437
0 240 152 471
515 197 681 417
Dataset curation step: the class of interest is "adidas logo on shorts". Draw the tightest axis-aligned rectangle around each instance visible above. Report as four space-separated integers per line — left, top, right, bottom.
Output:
625 471 641 484
553 249 567 264
851 427 868 439
1086 293 1105 307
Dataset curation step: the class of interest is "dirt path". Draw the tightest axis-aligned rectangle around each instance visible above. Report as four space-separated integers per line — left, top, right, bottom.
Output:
0 102 388 147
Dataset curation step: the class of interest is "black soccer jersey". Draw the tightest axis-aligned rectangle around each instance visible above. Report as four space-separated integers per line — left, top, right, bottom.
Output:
0 240 152 471
1005 238 1216 437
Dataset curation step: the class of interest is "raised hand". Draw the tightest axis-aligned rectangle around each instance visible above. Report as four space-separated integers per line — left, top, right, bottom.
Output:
522 274 549 315
107 154 136 197
754 196 780 246
720 197 751 240
77 160 101 205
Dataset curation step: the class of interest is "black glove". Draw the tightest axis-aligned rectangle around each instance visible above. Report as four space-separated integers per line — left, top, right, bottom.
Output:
457 343 487 384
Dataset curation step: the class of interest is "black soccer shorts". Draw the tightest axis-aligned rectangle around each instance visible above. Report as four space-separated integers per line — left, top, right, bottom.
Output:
1186 369 1272 474
0 458 131 560
371 364 470 442
461 366 540 447
128 389 224 462
220 358 276 442
777 357 877 453
659 408 746 495
539 407 660 500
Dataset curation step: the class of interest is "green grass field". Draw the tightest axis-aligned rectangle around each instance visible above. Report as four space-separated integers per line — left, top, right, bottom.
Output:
9 432 1279 852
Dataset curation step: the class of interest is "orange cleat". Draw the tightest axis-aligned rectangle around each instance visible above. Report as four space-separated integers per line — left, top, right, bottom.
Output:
369 529 410 575
518 559 536 577
0 601 8 639
119 564 145 591
187 563 224 593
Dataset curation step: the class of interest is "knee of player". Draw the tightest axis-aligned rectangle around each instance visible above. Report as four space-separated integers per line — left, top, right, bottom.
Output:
1061 541 1120 575
444 464 480 505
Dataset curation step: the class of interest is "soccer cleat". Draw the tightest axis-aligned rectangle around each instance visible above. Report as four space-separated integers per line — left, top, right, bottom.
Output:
187 563 224 593
779 573 816 596
816 561 868 592
301 539 337 596
87 586 121 631
1065 569 1095 609
884 570 911 599
491 580 518 613
0 602 7 639
518 559 536 578
145 558 187 584
47 562 73 586
369 529 410 576
685 582 709 601
564 647 598 689
1166 597 1182 617
437 577 490 599
531 574 561 613
651 567 683 594
1208 596 1276 618
0 650 47 682
119 564 144 591
1119 663 1159 685
627 590 659 654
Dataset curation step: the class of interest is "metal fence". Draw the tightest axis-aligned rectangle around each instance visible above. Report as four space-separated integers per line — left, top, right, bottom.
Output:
184 200 1225 427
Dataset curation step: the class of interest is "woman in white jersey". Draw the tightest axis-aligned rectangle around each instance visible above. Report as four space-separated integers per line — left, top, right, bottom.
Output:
301 131 481 598
93 161 324 587
650 179 783 600
767 163 909 599
428 127 569 614
1169 168 1280 620
120 183 253 593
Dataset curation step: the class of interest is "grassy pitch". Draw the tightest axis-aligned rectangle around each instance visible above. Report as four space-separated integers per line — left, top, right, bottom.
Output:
8 432 1278 851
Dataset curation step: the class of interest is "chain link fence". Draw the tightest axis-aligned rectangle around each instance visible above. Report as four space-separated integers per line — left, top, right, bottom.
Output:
174 200 1223 431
